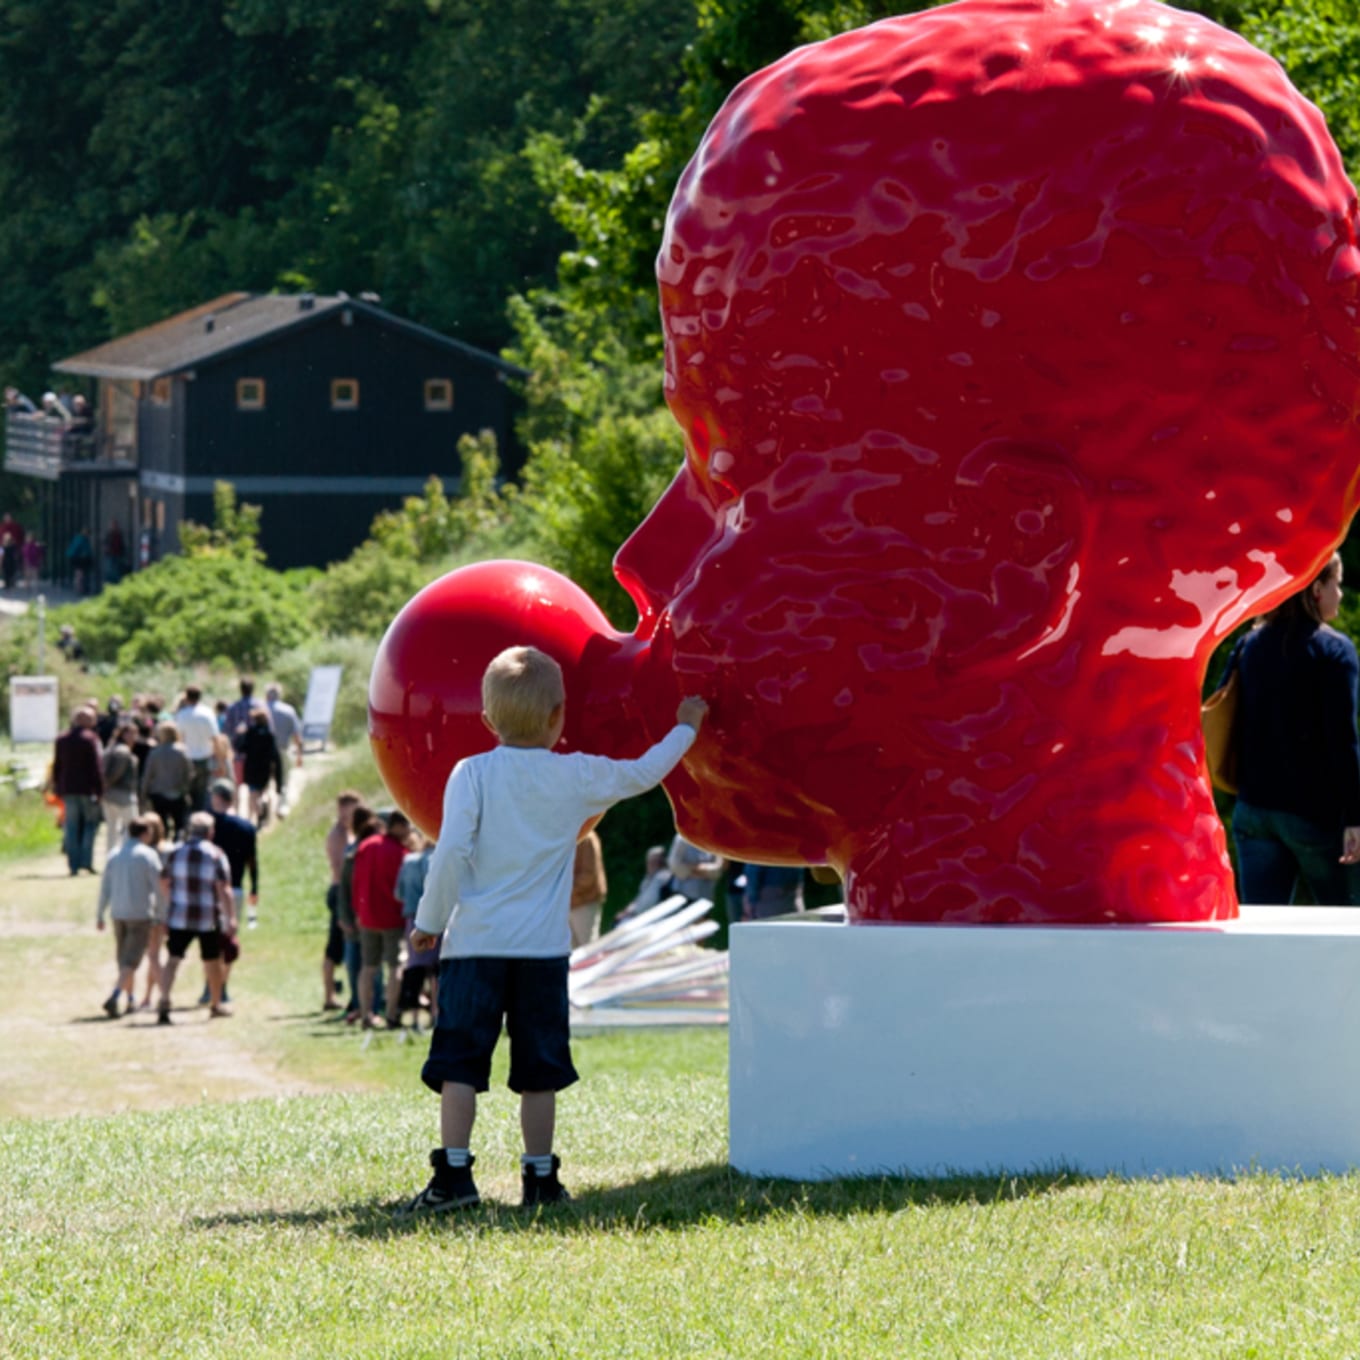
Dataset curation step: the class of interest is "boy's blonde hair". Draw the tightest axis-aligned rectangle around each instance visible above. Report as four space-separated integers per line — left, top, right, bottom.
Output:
482 646 565 744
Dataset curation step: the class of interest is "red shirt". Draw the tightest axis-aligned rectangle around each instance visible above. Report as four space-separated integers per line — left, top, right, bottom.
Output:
352 832 407 931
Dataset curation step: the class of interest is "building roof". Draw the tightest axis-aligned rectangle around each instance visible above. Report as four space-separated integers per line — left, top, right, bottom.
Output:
54 292 525 381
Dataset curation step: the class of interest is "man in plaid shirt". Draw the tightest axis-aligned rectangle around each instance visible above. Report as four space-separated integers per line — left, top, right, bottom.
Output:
158 811 235 1024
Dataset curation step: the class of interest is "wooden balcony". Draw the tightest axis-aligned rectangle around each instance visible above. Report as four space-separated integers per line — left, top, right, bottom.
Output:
3 412 135 479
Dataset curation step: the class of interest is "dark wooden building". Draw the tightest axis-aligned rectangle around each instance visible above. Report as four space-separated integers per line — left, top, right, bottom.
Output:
4 292 523 578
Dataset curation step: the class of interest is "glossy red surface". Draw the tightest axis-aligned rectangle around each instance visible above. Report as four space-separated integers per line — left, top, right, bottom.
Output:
368 561 642 840
372 0 1360 924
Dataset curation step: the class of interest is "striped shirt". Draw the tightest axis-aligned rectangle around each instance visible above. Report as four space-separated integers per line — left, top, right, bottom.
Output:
162 837 231 933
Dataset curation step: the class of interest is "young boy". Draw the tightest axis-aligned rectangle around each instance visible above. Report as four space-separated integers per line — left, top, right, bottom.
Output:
401 644 707 1212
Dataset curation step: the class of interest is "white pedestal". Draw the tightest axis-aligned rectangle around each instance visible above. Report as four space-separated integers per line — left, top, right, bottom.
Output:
729 907 1360 1178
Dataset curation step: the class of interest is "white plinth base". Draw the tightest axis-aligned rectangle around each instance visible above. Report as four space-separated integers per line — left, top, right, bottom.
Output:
729 906 1360 1179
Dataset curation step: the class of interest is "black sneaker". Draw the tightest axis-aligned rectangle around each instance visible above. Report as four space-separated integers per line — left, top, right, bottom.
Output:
157 1006 172 1026
521 1155 571 1208
398 1152 480 1215
102 994 120 1019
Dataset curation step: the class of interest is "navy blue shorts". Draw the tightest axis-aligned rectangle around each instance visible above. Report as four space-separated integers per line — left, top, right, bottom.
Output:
421 956 577 1096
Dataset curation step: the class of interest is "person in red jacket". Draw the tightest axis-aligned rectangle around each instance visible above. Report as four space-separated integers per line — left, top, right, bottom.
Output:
352 810 411 1029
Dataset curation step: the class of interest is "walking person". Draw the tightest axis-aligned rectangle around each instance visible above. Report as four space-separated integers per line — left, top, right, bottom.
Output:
205 781 258 1003
99 723 140 863
265 684 303 815
52 706 103 875
66 526 95 594
223 677 265 801
135 812 171 1011
95 817 162 1017
140 721 193 841
157 813 235 1023
174 685 219 812
240 705 283 825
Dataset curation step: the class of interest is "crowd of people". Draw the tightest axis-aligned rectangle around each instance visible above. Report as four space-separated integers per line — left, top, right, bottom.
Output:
322 791 441 1030
51 676 304 1021
61 634 826 1212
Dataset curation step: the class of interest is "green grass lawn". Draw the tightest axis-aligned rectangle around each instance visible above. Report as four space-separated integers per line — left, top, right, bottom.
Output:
6 1078 1360 1359
5 746 1360 1357
0 784 62 863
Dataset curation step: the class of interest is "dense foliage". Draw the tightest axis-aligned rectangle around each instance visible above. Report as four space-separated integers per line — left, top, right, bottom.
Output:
1 0 1357 657
53 487 316 668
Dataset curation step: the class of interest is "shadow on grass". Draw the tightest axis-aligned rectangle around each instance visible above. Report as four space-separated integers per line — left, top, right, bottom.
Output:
193 1162 1093 1239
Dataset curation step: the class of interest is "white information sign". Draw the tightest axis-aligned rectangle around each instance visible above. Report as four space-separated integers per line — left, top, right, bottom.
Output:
9 675 59 745
301 665 343 750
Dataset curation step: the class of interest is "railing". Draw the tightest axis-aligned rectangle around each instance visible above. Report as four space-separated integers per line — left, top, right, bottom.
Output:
3 412 133 478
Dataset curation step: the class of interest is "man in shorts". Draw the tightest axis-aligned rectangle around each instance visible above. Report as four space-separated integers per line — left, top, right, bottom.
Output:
95 816 162 1017
158 811 235 1023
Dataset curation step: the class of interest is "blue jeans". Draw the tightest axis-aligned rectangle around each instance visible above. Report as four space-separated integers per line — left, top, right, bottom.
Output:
62 796 100 873
1231 800 1357 906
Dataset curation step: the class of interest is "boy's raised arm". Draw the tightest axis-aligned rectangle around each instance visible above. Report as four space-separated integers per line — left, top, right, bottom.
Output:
575 697 709 811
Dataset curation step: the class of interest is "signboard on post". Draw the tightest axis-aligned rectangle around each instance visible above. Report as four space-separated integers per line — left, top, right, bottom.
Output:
9 676 59 746
301 665 343 751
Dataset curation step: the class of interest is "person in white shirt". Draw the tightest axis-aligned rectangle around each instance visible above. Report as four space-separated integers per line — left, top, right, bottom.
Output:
174 685 220 812
400 645 707 1214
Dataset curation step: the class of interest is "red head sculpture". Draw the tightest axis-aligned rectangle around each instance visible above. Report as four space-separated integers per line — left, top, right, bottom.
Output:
371 0 1360 924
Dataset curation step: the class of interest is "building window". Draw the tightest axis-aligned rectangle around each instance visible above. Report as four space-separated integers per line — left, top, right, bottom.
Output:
236 378 266 411
424 378 454 411
150 378 172 406
330 378 360 410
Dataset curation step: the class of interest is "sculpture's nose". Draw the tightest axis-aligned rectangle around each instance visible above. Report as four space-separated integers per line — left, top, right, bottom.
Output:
614 471 723 640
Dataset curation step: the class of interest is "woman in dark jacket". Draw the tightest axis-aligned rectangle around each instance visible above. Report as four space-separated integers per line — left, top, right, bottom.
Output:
1229 551 1360 904
240 706 283 826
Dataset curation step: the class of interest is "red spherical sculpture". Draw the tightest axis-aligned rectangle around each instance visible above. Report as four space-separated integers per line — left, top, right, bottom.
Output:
372 0 1360 924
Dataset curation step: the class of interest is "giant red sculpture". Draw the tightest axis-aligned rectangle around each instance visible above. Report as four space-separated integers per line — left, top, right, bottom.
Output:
371 0 1360 924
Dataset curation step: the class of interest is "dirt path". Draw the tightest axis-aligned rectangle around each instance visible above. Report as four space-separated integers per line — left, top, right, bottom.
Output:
0 759 337 1120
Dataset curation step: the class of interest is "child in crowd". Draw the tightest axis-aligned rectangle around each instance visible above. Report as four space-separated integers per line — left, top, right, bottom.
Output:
401 644 707 1213
395 830 439 1028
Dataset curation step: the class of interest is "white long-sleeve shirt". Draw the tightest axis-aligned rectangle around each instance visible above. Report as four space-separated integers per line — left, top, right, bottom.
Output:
415 724 697 959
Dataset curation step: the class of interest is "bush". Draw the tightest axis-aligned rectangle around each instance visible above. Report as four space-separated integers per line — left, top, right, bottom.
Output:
53 554 317 670
307 543 429 641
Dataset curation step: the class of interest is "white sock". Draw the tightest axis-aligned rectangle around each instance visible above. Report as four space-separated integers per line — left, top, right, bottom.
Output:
522 1154 555 1176
443 1148 471 1169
